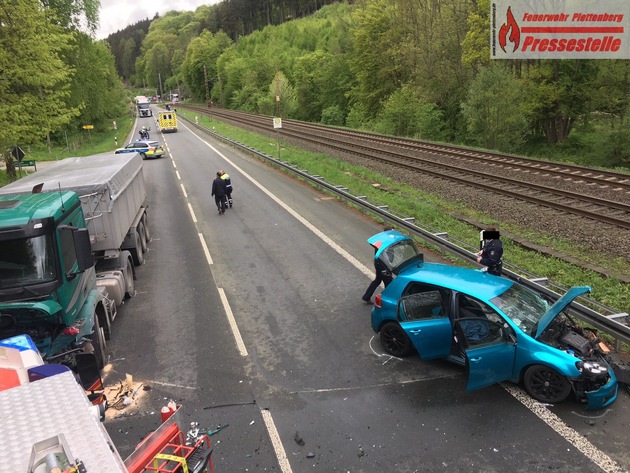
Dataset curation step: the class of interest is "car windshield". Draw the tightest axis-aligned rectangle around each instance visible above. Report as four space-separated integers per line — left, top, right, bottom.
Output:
0 235 57 288
490 283 551 336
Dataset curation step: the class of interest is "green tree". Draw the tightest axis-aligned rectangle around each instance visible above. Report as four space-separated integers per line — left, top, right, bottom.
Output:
523 60 598 144
373 84 445 140
461 62 528 151
0 0 79 176
44 0 100 32
349 0 408 117
181 30 233 101
64 33 126 129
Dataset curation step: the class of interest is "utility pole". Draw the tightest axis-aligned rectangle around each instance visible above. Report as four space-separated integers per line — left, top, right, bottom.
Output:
158 73 164 101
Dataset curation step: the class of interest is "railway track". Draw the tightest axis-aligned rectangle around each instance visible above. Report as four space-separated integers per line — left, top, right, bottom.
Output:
181 105 630 231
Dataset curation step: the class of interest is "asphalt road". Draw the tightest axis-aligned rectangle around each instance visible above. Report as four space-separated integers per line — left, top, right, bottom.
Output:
103 113 630 473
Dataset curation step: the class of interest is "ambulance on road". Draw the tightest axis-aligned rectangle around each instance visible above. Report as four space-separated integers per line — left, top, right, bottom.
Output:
157 110 177 133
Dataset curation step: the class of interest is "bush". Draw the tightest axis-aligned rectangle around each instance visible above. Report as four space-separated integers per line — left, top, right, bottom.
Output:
321 105 345 125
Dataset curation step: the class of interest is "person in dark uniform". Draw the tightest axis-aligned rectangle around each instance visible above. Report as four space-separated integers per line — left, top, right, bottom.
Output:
477 227 503 276
211 171 228 214
220 170 233 208
362 226 394 304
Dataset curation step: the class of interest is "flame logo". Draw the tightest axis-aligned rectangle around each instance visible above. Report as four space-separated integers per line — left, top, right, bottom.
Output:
499 6 520 53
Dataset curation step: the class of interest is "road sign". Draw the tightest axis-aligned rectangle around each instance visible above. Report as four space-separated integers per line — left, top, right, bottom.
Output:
82 125 94 130
273 117 282 129
10 146 25 163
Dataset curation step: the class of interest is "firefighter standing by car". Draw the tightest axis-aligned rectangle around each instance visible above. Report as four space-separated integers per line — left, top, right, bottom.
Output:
477 227 503 276
220 170 233 208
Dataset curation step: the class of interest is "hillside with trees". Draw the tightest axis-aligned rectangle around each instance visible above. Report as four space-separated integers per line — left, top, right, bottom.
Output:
110 0 630 168
3 0 629 172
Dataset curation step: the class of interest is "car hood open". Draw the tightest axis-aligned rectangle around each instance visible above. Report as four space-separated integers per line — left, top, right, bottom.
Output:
535 285 591 338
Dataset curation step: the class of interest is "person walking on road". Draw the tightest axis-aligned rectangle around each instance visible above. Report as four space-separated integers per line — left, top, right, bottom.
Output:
211 171 228 215
362 226 394 304
220 170 233 208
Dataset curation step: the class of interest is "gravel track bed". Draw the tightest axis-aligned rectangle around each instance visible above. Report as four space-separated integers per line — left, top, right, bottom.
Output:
216 117 630 266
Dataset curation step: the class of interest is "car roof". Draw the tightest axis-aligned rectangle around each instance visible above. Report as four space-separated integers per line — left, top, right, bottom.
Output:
400 261 514 301
131 140 160 146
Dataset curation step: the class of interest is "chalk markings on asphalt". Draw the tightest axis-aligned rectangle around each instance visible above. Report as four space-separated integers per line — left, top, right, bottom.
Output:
183 123 623 473
502 383 623 473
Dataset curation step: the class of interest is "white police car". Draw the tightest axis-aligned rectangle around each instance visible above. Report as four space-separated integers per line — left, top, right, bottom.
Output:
115 140 165 160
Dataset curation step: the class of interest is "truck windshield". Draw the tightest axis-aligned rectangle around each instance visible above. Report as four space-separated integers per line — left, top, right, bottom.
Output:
138 103 150 109
0 235 57 288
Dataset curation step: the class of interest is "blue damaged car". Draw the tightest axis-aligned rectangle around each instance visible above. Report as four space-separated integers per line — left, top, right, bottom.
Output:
369 229 618 409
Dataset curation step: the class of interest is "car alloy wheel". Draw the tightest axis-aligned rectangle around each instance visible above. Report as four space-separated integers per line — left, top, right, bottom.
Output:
380 322 414 357
523 364 572 404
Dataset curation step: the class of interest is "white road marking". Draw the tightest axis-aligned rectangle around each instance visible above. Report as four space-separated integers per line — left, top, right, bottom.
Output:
502 383 624 473
198 232 213 265
175 170 181 180
180 183 188 198
146 380 197 390
261 408 293 473
187 202 197 223
218 288 248 357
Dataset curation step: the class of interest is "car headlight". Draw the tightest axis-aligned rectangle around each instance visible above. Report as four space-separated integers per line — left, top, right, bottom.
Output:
576 361 608 380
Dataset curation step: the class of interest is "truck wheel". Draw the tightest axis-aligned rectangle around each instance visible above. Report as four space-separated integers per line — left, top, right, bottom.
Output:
142 213 150 241
131 229 145 265
138 221 148 252
124 257 135 299
91 316 107 370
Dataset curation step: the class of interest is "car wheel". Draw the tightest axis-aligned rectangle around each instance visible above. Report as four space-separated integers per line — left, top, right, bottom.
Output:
140 152 147 160
380 322 414 357
523 365 572 404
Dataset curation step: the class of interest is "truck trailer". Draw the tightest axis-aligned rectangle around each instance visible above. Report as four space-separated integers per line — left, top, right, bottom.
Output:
0 153 150 371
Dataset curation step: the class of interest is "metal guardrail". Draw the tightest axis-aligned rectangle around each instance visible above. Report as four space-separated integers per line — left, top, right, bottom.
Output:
182 114 630 347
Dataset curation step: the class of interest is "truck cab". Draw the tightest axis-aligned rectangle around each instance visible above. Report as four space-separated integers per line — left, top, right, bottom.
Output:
0 192 101 367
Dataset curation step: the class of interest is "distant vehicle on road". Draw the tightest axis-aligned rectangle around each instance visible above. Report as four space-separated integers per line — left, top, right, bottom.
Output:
136 96 152 117
157 111 177 133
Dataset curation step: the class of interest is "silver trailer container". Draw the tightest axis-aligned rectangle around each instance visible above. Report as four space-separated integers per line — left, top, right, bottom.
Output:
0 153 149 307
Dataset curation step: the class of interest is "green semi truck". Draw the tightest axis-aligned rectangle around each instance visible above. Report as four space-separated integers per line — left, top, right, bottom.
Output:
0 153 149 371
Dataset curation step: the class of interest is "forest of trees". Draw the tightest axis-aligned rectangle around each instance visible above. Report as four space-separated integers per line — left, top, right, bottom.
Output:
108 0 630 167
3 0 630 172
0 0 126 176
